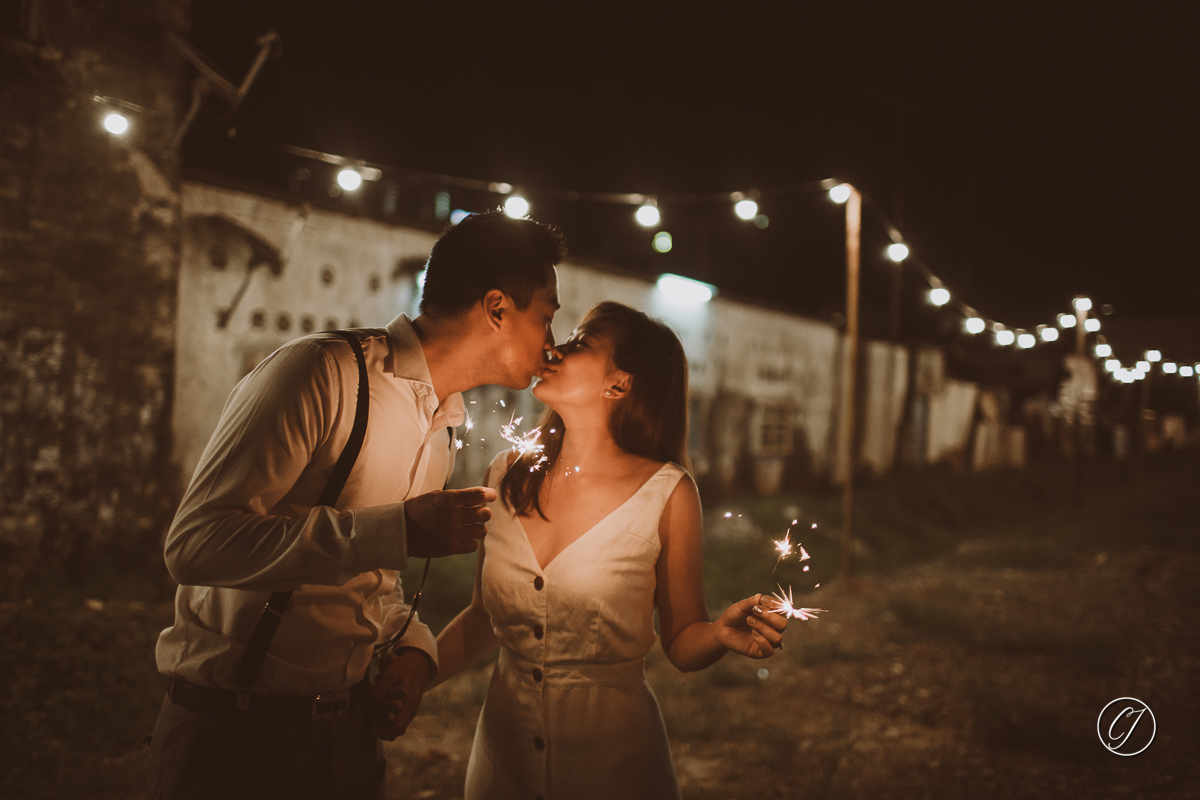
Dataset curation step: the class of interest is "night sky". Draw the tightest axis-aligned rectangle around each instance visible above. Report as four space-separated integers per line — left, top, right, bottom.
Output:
186 2 1199 339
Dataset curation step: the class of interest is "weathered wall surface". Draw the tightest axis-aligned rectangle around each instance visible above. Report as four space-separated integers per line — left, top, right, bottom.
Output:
175 183 951 502
0 2 188 586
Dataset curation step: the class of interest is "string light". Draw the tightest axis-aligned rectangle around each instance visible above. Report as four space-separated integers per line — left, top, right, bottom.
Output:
965 317 986 334
652 231 673 253
1095 343 1112 358
103 112 129 135
887 243 909 262
1040 327 1059 342
1105 359 1121 372
1146 350 1161 362
829 184 851 204
1084 318 1101 332
996 329 1015 346
929 287 950 306
1017 332 1036 349
635 201 660 227
504 196 530 218
1181 366 1195 378
1136 360 1150 371
1058 314 1077 328
1163 362 1177 374
657 273 715 304
336 168 362 191
734 199 759 220
1073 297 1093 313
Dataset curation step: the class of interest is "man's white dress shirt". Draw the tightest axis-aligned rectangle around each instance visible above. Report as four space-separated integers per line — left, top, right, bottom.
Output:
156 315 464 695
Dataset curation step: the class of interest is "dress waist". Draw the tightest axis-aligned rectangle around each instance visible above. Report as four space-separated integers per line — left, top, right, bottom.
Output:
499 647 646 687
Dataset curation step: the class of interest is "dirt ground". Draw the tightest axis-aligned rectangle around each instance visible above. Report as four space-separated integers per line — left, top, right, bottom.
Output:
385 543 1200 800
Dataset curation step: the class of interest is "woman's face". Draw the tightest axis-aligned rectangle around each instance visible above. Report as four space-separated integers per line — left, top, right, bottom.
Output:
532 322 625 410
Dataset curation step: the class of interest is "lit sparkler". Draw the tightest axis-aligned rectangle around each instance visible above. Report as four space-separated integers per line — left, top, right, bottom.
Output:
500 414 549 473
769 584 826 621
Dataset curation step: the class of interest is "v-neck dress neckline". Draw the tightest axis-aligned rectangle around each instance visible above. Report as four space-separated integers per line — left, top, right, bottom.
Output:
516 461 673 573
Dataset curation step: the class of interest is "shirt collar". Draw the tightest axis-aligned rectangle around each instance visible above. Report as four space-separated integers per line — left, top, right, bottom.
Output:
385 314 466 428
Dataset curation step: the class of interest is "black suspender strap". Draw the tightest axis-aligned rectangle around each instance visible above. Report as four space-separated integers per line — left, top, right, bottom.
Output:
233 331 370 690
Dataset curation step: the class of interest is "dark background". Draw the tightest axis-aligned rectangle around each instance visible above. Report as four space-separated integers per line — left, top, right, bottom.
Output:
185 2 1199 340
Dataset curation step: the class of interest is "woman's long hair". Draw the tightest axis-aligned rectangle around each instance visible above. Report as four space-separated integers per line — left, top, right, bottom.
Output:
500 301 690 520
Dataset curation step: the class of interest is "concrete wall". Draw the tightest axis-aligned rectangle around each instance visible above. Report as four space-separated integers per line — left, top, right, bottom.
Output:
174 182 983 502
0 1 189 586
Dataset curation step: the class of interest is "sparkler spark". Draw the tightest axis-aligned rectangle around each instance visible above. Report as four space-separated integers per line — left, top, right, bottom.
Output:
500 414 548 474
773 532 793 559
769 584 826 621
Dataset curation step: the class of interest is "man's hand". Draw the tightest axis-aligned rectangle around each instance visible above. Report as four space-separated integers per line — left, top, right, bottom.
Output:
404 487 497 558
371 649 432 740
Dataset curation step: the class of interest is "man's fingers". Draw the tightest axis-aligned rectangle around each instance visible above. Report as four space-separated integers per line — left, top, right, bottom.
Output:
451 486 497 507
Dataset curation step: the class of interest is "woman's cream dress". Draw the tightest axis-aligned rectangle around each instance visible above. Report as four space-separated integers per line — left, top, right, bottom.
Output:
464 456 686 800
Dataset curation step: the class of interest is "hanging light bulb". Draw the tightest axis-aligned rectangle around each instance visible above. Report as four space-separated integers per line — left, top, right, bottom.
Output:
1095 343 1112 358
734 199 758 220
829 184 851 203
1084 318 1101 332
929 287 950 306
1104 359 1121 372
1162 362 1177 374
103 112 129 135
1145 350 1161 362
965 317 986 334
1058 313 1077 328
337 169 363 191
996 329 1015 346
635 202 660 227
1073 297 1093 312
652 231 673 253
1180 365 1195 378
1040 327 1060 342
887 243 909 262
1136 360 1150 371
504 196 530 218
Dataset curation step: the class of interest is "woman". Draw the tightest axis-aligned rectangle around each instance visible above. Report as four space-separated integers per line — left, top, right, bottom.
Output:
434 301 787 800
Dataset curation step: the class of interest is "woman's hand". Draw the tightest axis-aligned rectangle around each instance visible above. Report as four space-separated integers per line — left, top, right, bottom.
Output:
714 594 788 659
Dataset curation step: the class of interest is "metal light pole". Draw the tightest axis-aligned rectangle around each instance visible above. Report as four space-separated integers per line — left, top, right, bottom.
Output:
838 185 862 580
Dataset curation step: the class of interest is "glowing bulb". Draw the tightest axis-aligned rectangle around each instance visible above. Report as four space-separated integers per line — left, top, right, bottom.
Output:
887 243 909 262
1017 333 1036 349
996 330 1015 346
734 199 758 220
337 169 363 191
1180 366 1195 378
1136 360 1150 371
1084 318 1101 332
635 204 660 227
829 184 851 203
652 231 673 253
1095 343 1112 358
103 112 129 135
965 317 986 334
1146 350 1161 362
1058 314 1077 328
1040 327 1059 342
504 196 529 218
1105 359 1120 372
929 287 950 306
1163 362 1177 374
656 273 714 304
1073 297 1093 312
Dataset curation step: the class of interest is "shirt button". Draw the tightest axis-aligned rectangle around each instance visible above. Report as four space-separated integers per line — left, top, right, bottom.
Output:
533 576 544 591
532 667 543 682
533 624 544 639
534 736 545 750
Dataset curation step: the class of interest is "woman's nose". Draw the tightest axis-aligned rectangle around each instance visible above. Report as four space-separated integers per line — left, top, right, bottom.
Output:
546 344 566 364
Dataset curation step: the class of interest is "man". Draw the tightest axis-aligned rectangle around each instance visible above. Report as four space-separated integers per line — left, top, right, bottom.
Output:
148 211 565 799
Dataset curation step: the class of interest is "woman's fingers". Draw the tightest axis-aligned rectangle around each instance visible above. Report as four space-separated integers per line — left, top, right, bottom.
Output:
746 609 784 650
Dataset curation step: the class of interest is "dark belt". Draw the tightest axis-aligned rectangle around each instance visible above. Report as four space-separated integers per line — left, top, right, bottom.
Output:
168 676 369 723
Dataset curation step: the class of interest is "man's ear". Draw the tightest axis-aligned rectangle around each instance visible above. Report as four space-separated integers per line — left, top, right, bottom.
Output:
482 289 508 332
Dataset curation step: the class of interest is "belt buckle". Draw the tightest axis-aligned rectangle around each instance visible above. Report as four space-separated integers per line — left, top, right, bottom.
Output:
310 688 353 722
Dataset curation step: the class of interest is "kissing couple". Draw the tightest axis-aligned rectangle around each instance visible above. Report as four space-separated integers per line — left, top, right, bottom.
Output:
148 210 788 799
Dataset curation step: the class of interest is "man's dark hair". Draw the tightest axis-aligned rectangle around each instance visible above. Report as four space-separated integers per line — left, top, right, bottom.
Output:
420 211 567 317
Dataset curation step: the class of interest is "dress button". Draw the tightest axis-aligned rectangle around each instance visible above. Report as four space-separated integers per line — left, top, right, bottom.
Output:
534 736 545 750
533 576 544 591
533 624 544 639
532 667 543 682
